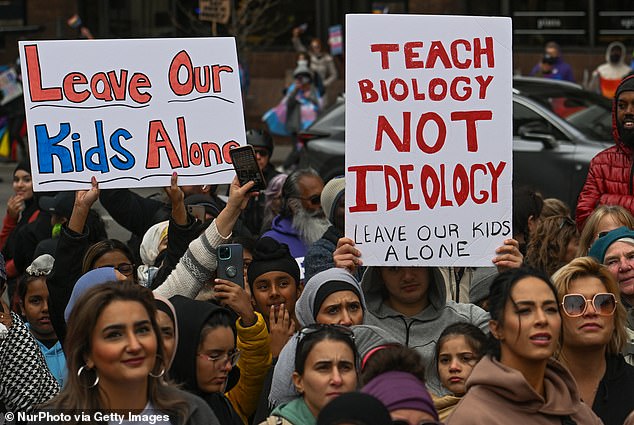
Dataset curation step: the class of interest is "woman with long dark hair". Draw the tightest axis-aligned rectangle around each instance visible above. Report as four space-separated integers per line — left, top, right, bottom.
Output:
447 268 602 425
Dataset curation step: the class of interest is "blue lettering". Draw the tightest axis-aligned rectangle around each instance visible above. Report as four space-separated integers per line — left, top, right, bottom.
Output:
86 120 109 173
109 128 135 170
35 123 73 173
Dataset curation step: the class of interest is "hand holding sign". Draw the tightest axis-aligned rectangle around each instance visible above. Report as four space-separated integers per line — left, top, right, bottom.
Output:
333 237 363 275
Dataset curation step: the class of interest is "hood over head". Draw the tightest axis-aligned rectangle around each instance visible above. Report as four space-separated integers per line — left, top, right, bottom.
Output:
65 267 118 322
360 266 447 318
153 294 178 369
295 267 366 327
612 75 634 149
169 295 238 395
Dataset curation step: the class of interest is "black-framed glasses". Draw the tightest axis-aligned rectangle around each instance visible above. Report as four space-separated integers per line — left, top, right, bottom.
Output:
298 323 355 342
198 349 241 368
292 194 321 206
113 263 135 276
561 293 617 317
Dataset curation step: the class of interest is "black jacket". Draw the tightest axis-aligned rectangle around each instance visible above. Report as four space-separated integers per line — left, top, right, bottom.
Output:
593 353 634 425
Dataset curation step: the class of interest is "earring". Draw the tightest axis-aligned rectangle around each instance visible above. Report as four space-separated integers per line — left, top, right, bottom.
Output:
77 365 99 388
149 355 166 378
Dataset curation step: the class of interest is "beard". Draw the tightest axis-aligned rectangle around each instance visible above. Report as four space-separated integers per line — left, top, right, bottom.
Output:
618 120 634 148
292 207 331 246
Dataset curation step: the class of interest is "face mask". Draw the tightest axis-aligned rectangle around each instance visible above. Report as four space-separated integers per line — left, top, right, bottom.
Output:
610 53 621 64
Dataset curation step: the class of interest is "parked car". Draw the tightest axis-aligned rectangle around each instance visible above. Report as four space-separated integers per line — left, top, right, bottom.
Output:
297 77 614 213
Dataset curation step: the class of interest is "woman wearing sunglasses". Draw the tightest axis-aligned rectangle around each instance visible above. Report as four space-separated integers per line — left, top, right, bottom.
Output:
552 257 634 425
262 324 358 425
447 267 602 425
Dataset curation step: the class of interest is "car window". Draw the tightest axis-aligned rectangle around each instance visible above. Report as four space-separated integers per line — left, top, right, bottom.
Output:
513 101 568 141
310 102 345 132
520 89 612 141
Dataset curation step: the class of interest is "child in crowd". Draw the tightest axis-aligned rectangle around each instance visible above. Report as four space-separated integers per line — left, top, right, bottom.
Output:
434 322 487 421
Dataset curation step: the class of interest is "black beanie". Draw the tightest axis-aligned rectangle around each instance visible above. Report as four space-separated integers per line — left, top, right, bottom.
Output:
247 237 300 290
313 280 362 319
616 75 634 101
316 392 392 425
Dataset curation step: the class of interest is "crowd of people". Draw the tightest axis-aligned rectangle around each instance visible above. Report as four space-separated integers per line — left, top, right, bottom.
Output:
4 30 634 425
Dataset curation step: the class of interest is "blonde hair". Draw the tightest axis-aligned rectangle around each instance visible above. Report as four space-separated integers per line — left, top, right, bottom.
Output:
551 256 627 355
541 198 571 219
577 205 634 256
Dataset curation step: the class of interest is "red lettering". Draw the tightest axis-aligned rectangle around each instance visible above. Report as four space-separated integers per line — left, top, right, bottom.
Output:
416 112 446 154
129 73 152 104
428 78 447 101
370 43 399 69
107 70 128 101
384 166 402 211
23 44 62 102
211 65 233 93
221 140 239 164
62 72 89 103
390 78 408 101
146 120 182 169
426 41 452 69
168 50 193 96
411 79 426 100
375 113 411 152
439 164 453 207
473 36 495 68
450 77 471 101
190 144 202 166
404 41 424 69
348 165 383 212
453 164 469 206
358 79 378 103
451 39 472 69
475 75 494 99
177 117 189 168
91 73 113 101
451 110 493 152
470 163 488 204
420 165 440 209
486 161 506 202
400 164 420 211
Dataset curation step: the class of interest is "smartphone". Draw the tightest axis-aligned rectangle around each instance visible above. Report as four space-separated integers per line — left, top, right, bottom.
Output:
187 204 207 222
229 145 267 191
217 244 244 288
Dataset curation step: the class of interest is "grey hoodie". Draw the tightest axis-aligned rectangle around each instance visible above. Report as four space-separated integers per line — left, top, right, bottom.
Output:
361 266 489 395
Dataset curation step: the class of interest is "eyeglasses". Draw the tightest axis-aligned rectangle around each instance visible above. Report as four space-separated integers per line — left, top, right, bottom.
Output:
298 323 355 342
113 263 134 276
561 293 617 317
198 349 241 368
254 148 269 157
392 420 442 425
292 194 321 206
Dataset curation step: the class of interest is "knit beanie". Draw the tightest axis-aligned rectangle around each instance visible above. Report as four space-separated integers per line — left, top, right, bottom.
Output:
320 177 345 223
316 392 392 425
247 237 300 290
362 371 439 421
616 75 634 102
588 226 634 262
65 267 118 321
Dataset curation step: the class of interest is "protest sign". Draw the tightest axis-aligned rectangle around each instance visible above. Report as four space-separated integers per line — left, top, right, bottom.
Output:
345 14 512 266
19 38 245 191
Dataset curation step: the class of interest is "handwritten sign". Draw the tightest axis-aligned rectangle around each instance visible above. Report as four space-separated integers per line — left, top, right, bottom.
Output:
19 38 245 191
345 14 513 266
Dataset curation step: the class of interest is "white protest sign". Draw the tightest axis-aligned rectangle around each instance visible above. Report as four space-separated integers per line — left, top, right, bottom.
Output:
19 38 245 191
345 14 513 266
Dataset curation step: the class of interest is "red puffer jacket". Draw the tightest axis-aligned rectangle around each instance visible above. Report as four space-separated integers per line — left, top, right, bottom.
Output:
576 75 634 229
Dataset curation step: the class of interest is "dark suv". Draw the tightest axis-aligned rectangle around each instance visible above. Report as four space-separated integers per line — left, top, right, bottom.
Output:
298 77 613 211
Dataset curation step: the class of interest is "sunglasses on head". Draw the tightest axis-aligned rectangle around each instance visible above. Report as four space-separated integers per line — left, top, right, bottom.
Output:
561 293 617 317
558 216 575 230
293 194 321 206
298 323 355 342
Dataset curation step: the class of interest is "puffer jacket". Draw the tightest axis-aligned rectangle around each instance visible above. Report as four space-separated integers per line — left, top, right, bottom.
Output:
576 75 634 229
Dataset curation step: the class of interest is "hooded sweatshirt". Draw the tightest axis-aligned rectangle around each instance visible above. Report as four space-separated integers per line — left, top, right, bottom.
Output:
361 266 489 395
446 356 603 425
169 296 271 425
262 215 307 259
576 75 634 228
591 41 632 98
